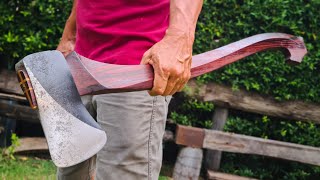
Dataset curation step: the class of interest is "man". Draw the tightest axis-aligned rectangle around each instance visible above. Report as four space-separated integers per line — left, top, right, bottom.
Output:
57 0 203 179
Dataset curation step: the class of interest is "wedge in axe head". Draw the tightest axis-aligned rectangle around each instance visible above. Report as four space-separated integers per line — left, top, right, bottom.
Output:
16 51 106 167
15 33 307 168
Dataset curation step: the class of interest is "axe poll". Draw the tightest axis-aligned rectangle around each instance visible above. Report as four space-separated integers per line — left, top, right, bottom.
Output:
15 33 307 167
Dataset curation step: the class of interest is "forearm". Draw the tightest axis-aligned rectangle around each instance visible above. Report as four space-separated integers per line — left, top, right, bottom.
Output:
167 0 203 42
57 0 77 56
61 0 77 42
140 0 204 96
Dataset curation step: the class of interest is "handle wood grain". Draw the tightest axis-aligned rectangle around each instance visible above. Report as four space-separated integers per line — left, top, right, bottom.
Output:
65 33 307 96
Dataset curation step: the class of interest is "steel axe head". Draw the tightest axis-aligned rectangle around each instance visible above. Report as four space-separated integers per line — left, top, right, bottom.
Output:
15 50 107 167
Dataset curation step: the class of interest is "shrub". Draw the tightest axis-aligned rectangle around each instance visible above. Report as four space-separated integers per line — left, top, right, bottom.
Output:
194 0 320 102
1 0 320 179
172 0 320 179
0 0 72 69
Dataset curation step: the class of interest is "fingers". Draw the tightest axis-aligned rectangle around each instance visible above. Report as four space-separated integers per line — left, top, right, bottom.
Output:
177 58 192 92
141 39 192 96
163 76 181 96
56 45 69 57
140 49 151 65
149 58 191 96
56 40 75 58
162 59 192 96
168 57 191 95
61 51 70 57
149 72 168 96
169 78 183 95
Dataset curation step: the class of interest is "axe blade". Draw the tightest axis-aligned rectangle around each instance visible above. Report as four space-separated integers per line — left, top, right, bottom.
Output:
15 50 107 167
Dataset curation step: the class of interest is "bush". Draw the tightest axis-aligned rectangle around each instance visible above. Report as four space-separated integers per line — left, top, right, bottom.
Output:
0 0 72 69
1 0 320 179
171 0 320 179
194 0 320 102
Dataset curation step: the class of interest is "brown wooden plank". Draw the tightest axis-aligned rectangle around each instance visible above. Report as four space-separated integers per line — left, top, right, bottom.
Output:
186 80 320 124
0 92 27 102
14 137 48 153
175 125 204 148
203 128 320 166
176 125 320 166
207 170 258 180
0 69 22 95
0 99 39 123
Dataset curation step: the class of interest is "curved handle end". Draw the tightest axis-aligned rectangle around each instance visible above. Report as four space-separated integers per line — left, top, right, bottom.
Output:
285 36 307 64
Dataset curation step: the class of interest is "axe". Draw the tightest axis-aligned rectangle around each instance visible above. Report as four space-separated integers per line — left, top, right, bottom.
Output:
15 33 307 167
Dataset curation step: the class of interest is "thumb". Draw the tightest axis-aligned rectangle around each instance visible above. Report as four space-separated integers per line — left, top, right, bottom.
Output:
140 49 151 65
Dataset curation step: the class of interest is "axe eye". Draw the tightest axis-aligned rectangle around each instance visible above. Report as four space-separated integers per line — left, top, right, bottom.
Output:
17 70 38 110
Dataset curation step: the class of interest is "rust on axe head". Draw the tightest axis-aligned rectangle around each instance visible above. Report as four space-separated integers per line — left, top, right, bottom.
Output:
15 51 107 167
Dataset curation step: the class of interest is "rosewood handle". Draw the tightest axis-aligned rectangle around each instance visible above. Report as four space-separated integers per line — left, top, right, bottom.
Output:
66 33 307 95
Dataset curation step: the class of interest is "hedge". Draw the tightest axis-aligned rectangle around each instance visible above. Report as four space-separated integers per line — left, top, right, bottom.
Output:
175 0 320 179
1 0 320 179
0 0 72 69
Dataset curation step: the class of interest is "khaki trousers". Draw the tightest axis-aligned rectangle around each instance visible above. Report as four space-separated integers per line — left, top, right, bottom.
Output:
57 91 171 180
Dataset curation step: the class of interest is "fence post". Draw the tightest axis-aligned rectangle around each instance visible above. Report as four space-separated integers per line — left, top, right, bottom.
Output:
172 147 203 180
205 106 229 171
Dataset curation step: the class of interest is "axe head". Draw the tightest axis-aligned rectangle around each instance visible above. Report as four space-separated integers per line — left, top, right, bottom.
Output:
15 50 107 167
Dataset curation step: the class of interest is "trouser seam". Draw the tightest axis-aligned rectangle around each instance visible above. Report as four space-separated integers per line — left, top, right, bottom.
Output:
148 96 157 180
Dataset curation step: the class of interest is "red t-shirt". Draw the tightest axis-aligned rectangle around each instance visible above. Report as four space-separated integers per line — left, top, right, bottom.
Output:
75 0 170 65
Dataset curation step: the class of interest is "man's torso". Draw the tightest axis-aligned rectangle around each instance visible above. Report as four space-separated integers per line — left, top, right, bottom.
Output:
75 0 170 65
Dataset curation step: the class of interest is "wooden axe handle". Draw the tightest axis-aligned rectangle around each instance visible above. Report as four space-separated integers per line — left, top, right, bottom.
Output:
66 33 307 96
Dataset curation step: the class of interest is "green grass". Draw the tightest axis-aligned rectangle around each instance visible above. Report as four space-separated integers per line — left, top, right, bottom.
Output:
0 156 56 180
0 155 171 180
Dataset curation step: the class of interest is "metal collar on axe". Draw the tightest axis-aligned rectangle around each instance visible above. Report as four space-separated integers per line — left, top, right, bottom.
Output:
15 33 307 167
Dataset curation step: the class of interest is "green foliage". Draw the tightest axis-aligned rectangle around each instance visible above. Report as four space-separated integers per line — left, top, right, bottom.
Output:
224 115 320 147
194 0 320 102
6 133 20 160
172 0 320 179
170 94 214 128
0 0 72 69
221 153 320 180
0 133 20 162
1 0 320 179
220 115 320 179
0 156 56 179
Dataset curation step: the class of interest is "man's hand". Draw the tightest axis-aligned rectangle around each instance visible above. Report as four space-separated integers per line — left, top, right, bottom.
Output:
57 38 75 57
57 0 77 57
141 29 193 96
141 0 203 96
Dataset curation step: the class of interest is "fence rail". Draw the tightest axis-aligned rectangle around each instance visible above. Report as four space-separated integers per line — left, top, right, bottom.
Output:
2 69 320 179
173 79 320 179
186 79 320 123
176 125 320 166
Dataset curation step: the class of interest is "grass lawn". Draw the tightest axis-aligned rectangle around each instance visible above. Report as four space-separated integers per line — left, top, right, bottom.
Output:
0 155 172 179
0 156 56 180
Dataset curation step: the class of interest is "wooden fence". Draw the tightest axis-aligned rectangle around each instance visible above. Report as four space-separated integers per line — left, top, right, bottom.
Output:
1 69 320 179
173 79 320 180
